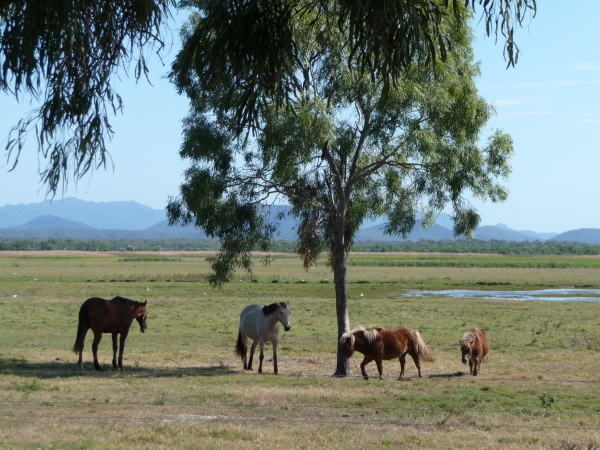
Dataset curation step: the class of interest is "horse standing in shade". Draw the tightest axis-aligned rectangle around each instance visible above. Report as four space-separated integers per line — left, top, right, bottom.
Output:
460 327 489 376
340 326 434 380
72 296 148 371
236 302 291 374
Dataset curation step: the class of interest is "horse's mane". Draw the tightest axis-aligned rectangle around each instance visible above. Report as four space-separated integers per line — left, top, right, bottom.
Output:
341 326 383 344
363 326 384 343
460 329 478 345
112 296 146 307
262 302 287 316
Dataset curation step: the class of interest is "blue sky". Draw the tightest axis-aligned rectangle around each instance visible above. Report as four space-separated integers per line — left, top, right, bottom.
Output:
1 2 599 233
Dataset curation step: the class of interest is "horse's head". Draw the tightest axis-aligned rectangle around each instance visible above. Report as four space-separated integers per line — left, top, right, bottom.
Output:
339 332 355 359
136 300 148 333
278 302 291 331
460 338 472 364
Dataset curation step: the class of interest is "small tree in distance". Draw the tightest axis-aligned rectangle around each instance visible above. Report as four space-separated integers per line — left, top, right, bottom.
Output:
167 3 513 376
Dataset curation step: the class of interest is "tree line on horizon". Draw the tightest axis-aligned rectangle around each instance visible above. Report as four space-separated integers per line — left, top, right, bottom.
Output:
1 238 598 256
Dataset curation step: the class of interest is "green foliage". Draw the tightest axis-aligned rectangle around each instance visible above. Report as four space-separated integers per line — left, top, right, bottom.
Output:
12 378 43 392
1 0 534 197
3 237 600 257
539 392 559 408
0 0 174 194
173 0 535 132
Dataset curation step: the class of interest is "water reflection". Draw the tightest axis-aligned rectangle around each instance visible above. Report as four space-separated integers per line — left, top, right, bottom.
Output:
398 288 600 302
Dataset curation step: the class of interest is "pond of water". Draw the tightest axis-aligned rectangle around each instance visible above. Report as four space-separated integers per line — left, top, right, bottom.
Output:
397 288 600 302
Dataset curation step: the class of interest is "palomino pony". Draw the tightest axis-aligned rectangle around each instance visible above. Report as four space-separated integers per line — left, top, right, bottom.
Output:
235 302 291 374
340 326 434 380
72 296 148 371
460 327 489 376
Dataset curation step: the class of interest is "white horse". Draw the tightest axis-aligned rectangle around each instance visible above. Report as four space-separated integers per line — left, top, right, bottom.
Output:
235 302 291 374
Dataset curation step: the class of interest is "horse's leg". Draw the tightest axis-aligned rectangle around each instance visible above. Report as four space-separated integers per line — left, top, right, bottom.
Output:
77 347 84 370
399 353 407 380
468 358 474 375
241 336 248 370
272 340 279 375
73 323 89 370
360 357 372 380
92 330 103 371
258 340 265 374
111 333 118 368
76 331 87 370
118 331 129 369
247 340 258 371
409 349 423 378
473 357 480 376
375 359 384 381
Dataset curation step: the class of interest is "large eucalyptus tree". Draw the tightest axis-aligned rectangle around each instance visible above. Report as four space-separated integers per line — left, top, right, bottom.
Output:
168 2 513 375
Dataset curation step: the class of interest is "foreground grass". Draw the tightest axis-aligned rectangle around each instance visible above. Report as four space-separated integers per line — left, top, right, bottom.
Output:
0 251 599 448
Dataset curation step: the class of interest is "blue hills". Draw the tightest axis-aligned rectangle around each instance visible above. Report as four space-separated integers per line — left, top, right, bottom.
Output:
0 197 596 243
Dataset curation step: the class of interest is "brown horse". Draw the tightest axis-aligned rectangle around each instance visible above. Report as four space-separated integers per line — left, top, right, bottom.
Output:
460 327 489 376
340 326 434 380
72 296 147 371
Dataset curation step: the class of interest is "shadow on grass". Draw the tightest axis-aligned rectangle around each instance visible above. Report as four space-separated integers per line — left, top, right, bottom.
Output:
0 358 239 379
427 371 468 378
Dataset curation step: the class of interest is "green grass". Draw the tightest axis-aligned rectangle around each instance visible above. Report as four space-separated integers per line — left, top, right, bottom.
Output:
0 250 598 448
348 252 600 269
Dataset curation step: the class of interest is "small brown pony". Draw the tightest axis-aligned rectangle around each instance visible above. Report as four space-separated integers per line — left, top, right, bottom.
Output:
340 326 434 380
460 327 489 376
72 296 148 371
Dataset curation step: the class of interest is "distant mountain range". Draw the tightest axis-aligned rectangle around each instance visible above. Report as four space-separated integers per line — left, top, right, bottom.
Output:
0 198 164 230
0 197 598 244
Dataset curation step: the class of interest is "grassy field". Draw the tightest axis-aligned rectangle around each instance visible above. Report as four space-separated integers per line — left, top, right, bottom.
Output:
0 251 599 449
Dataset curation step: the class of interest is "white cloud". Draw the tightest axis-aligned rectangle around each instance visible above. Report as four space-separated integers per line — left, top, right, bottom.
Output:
574 61 600 71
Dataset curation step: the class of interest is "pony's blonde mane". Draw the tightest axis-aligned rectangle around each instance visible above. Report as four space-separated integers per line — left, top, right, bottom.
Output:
460 329 478 345
340 327 362 346
363 326 384 343
341 325 385 346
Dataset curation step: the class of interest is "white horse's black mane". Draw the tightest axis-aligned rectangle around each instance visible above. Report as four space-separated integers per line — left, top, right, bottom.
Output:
262 302 286 316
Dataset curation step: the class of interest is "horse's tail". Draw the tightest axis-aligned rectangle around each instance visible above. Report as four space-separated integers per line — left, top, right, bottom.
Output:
235 331 245 359
415 330 435 363
72 301 90 354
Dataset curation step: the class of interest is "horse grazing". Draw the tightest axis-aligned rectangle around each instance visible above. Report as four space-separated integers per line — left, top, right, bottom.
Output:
235 302 291 374
340 326 434 380
72 296 148 371
460 327 489 376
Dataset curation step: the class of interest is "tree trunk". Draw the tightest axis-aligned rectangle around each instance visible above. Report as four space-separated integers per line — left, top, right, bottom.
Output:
332 213 351 377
